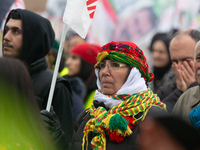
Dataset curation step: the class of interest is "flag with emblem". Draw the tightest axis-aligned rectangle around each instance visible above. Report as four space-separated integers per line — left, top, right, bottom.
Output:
63 0 98 38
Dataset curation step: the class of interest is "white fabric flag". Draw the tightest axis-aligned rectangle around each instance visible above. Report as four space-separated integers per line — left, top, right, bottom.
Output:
63 0 98 38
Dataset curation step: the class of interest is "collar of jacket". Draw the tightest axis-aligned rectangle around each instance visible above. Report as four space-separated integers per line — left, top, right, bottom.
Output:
93 100 109 110
29 58 48 76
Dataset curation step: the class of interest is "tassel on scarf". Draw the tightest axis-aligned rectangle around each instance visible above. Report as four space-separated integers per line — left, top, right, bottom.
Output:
95 51 109 67
82 89 167 150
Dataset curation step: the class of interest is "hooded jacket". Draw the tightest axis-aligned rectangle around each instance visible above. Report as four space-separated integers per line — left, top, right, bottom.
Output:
3 9 54 66
3 9 73 148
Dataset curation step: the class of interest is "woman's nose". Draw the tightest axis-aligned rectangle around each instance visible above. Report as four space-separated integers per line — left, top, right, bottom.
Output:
66 58 71 66
101 64 110 74
153 52 159 58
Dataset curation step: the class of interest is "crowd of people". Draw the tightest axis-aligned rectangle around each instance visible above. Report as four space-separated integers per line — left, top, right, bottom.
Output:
2 8 200 150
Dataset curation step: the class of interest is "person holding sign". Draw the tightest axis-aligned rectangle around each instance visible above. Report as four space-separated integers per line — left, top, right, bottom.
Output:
2 9 73 147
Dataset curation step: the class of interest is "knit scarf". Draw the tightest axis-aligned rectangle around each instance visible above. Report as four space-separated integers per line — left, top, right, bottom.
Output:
82 88 166 150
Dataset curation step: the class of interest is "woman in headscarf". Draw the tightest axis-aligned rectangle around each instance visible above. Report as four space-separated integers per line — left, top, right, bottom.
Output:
69 41 167 150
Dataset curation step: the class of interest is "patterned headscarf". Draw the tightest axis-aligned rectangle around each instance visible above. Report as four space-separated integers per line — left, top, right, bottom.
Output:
95 41 154 84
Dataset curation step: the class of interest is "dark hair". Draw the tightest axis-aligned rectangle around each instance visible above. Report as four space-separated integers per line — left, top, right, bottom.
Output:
0 57 56 149
78 59 95 83
77 59 97 102
172 29 200 43
9 10 21 20
189 30 200 42
149 33 170 53
0 57 35 104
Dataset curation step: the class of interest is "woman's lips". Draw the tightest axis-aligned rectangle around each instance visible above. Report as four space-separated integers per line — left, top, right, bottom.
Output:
102 81 112 85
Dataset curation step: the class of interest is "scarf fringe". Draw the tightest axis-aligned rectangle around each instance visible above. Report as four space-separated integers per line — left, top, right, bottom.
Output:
82 89 166 150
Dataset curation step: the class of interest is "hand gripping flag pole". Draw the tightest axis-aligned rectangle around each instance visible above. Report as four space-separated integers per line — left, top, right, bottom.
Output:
46 0 99 111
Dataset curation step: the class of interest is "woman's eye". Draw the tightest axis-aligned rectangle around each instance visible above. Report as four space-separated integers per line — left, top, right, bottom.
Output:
111 63 119 68
99 64 105 69
72 55 78 59
159 51 165 54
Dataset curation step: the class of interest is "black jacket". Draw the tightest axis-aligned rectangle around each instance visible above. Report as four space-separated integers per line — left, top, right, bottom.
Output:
30 58 73 142
156 81 198 113
69 101 167 150
3 9 74 147
68 77 85 122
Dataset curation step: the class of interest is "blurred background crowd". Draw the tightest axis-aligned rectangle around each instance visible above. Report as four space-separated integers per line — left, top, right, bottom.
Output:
2 0 200 149
1 0 200 63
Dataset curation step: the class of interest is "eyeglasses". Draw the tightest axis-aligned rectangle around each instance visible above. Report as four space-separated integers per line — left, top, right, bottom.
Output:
96 62 128 71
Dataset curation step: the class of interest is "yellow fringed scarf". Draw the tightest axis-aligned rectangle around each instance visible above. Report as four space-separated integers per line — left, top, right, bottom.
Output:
82 88 167 150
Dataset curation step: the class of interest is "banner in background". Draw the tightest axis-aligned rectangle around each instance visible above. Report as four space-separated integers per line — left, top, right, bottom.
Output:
45 0 200 53
87 0 200 46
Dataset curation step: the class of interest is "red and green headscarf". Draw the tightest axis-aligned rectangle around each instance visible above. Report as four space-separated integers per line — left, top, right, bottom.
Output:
95 41 154 84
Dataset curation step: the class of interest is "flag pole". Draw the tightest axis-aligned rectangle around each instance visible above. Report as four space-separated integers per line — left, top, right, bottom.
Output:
46 23 70 111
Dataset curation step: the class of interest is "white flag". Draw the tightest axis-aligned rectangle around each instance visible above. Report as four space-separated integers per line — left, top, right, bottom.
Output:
63 0 98 38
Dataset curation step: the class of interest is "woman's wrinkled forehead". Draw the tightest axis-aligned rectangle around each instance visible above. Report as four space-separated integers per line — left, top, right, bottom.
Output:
101 58 114 63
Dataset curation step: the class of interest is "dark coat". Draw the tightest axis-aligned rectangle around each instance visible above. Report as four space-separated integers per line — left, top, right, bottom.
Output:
68 77 85 122
30 58 73 146
149 66 174 93
69 101 167 150
156 81 198 113
3 9 74 147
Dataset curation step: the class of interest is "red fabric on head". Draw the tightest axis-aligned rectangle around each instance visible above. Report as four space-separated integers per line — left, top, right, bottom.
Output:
96 41 154 83
70 43 100 65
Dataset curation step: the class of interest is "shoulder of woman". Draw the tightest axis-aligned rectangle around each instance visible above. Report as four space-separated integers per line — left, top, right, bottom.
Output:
146 106 168 118
74 109 90 131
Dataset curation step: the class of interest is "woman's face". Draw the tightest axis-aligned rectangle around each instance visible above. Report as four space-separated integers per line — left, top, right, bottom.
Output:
66 54 81 76
99 59 130 95
152 40 170 68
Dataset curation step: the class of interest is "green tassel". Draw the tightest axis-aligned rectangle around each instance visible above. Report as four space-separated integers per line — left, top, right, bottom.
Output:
109 114 128 132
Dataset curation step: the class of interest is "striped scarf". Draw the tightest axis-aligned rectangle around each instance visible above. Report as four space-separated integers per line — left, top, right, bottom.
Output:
82 88 166 150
